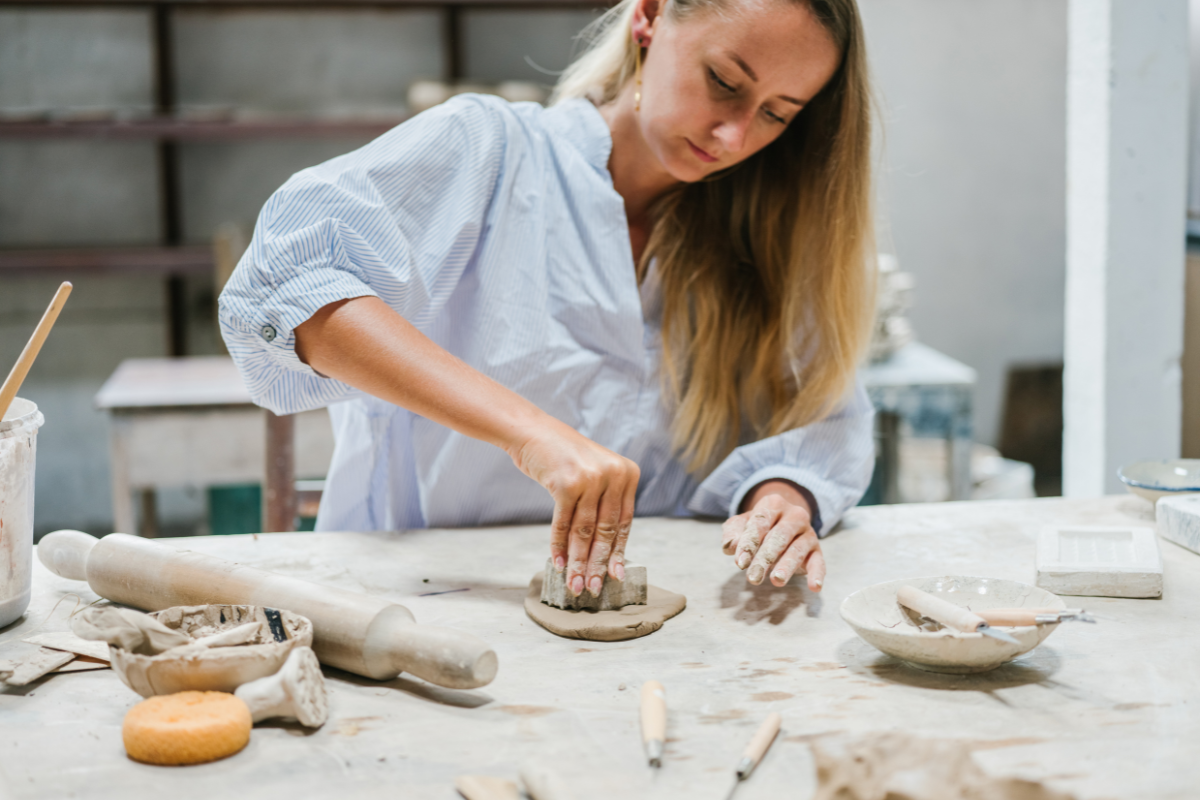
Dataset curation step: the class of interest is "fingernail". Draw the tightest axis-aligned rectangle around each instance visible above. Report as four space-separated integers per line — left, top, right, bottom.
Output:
571 576 584 596
814 579 823 591
736 553 750 570
615 562 626 581
747 565 764 584
554 556 565 572
588 577 603 596
772 571 785 582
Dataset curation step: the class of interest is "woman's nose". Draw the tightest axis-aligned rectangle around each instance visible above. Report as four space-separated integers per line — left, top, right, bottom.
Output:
712 111 753 155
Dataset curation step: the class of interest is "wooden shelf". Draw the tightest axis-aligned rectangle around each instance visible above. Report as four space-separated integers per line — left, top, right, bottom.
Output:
0 246 213 275
0 116 408 141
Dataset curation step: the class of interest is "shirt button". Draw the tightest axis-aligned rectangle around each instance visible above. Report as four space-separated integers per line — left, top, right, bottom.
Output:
260 325 277 342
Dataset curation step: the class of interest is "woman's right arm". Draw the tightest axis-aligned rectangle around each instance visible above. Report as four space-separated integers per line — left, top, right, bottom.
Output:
294 295 639 598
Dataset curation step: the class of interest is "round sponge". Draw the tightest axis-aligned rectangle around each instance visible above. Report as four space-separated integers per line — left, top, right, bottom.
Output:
123 691 252 765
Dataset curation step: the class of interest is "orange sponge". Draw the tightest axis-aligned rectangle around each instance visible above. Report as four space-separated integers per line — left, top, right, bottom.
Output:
123 691 252 765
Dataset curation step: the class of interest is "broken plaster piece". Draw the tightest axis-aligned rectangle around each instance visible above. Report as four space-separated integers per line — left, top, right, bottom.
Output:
2 647 74 686
539 558 647 611
234 645 328 727
23 631 110 662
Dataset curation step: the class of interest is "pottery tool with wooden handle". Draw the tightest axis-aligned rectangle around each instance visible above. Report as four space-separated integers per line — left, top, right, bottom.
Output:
641 680 666 768
37 530 497 690
0 281 72 420
975 608 1095 626
723 712 782 800
895 585 1020 644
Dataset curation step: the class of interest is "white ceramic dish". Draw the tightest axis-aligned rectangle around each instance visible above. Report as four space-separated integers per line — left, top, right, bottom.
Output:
840 576 1064 674
1118 459 1200 504
109 604 313 698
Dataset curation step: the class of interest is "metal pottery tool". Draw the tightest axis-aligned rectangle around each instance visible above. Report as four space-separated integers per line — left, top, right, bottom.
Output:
723 712 782 800
896 585 1020 645
0 281 71 419
975 608 1096 626
641 680 666 768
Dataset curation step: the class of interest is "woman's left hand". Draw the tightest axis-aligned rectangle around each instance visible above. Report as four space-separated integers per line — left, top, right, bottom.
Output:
721 481 825 591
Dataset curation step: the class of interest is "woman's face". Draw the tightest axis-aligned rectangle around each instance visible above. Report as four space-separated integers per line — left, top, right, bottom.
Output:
634 0 841 182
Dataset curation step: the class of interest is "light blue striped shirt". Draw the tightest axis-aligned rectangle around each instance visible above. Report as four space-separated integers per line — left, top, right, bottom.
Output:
219 94 875 535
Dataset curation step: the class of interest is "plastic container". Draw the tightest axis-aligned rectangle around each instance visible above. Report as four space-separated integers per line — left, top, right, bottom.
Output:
0 398 45 628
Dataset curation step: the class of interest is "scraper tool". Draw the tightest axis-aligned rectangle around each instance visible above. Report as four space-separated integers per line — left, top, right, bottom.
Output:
896 585 1020 645
723 712 781 800
641 680 666 768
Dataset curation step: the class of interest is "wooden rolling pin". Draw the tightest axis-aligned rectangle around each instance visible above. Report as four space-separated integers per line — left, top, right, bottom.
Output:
38 531 497 689
895 585 1019 644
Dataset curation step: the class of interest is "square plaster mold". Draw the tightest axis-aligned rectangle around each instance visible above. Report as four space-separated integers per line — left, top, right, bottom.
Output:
1157 494 1200 556
1036 525 1162 598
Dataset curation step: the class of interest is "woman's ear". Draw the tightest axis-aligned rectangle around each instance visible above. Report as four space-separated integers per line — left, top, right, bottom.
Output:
631 0 663 46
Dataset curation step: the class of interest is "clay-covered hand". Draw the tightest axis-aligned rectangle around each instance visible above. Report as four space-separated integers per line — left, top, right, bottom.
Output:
507 419 640 598
722 483 825 591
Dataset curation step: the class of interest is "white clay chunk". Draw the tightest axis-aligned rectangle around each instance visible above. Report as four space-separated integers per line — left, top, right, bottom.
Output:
234 646 329 727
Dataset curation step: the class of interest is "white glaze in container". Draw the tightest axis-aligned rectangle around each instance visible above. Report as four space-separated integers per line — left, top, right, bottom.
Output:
0 398 44 628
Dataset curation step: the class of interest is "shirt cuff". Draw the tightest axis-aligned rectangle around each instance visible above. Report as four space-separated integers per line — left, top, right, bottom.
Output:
728 466 830 537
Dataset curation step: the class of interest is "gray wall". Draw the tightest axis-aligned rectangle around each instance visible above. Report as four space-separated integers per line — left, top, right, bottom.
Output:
1 1 1070 534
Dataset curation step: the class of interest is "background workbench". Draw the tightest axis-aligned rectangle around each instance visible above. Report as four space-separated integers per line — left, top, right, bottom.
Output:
0 495 1194 799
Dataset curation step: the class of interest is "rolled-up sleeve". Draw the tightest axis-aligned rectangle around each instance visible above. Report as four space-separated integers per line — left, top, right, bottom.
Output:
686 381 876 536
218 95 508 415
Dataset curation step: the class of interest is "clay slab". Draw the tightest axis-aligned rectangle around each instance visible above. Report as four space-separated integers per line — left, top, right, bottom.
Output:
1036 525 1162 598
1157 494 1200 556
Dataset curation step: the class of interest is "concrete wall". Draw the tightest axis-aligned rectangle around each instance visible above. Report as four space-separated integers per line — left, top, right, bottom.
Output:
1 1 1072 533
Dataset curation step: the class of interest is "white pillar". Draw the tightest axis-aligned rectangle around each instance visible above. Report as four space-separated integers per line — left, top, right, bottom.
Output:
1064 0 1189 496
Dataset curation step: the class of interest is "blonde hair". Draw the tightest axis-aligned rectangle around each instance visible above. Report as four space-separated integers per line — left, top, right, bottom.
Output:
553 0 875 473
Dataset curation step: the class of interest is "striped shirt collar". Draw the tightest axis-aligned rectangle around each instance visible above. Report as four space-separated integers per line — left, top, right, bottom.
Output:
544 97 613 179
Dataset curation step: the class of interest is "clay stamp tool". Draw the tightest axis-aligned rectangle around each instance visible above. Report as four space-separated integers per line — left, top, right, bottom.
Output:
1036 525 1162 598
38 530 497 690
723 711 782 800
0 281 72 420
895 585 1020 644
975 608 1096 626
640 680 666 768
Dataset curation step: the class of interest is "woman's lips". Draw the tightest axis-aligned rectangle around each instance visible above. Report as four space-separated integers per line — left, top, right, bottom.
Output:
687 139 718 163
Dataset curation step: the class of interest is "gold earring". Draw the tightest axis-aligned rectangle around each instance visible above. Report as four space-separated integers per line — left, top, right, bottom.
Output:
634 36 643 112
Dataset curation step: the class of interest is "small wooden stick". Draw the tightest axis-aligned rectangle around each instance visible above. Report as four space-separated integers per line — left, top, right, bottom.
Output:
641 680 667 767
0 281 72 420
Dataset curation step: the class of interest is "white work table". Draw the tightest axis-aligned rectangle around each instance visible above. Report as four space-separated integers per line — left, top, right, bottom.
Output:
1 496 1195 799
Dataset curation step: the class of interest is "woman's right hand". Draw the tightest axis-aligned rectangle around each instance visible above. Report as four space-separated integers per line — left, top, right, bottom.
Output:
507 419 640 599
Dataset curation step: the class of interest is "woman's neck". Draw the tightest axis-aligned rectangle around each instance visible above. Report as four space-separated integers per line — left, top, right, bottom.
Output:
598 88 681 231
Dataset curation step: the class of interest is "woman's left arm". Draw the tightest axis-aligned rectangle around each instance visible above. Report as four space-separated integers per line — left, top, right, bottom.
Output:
688 381 876 591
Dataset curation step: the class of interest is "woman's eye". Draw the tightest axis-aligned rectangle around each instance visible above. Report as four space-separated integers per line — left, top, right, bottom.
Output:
708 68 737 93
764 108 787 125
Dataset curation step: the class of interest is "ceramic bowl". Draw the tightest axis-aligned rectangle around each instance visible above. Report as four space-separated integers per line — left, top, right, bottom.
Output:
1118 459 1200 504
839 576 1064 674
109 604 314 698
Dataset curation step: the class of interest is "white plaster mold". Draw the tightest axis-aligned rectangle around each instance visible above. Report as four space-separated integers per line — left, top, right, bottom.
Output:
1157 494 1200 556
839 576 1064 674
234 645 329 727
1036 525 1162 598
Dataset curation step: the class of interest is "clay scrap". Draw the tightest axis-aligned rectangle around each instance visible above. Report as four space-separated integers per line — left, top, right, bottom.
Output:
0 647 74 686
812 732 1076 800
23 631 111 662
539 558 647 611
235 646 329 727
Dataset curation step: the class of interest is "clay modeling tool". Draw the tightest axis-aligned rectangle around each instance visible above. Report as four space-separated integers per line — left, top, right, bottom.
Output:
895 585 1020 645
0 281 71 420
38 530 497 690
641 680 666 768
723 711 782 800
975 608 1096 626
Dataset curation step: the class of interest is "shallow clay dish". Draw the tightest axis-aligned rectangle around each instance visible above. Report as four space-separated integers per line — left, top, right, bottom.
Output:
110 605 313 698
1118 459 1200 504
839 576 1064 674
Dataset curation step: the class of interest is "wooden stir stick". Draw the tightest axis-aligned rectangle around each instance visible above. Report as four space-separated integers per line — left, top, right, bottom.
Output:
0 281 72 420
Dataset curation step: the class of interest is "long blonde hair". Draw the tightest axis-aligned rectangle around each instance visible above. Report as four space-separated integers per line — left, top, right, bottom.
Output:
553 0 875 473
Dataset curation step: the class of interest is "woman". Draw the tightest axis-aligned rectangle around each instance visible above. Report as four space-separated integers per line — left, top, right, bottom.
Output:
220 0 876 601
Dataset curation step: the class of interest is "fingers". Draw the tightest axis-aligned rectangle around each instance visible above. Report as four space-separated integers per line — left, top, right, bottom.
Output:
584 483 623 597
609 468 639 581
564 486 600 598
768 531 821 589
548 498 573 573
734 498 784 570
721 513 749 555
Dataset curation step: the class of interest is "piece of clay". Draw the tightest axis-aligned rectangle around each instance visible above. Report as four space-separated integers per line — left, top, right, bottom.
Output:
811 732 1077 800
52 655 111 673
72 606 191 655
454 776 521 800
524 574 685 642
539 558 647 611
83 604 313 698
234 646 328 727
192 621 263 648
1 647 74 686
23 631 111 661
